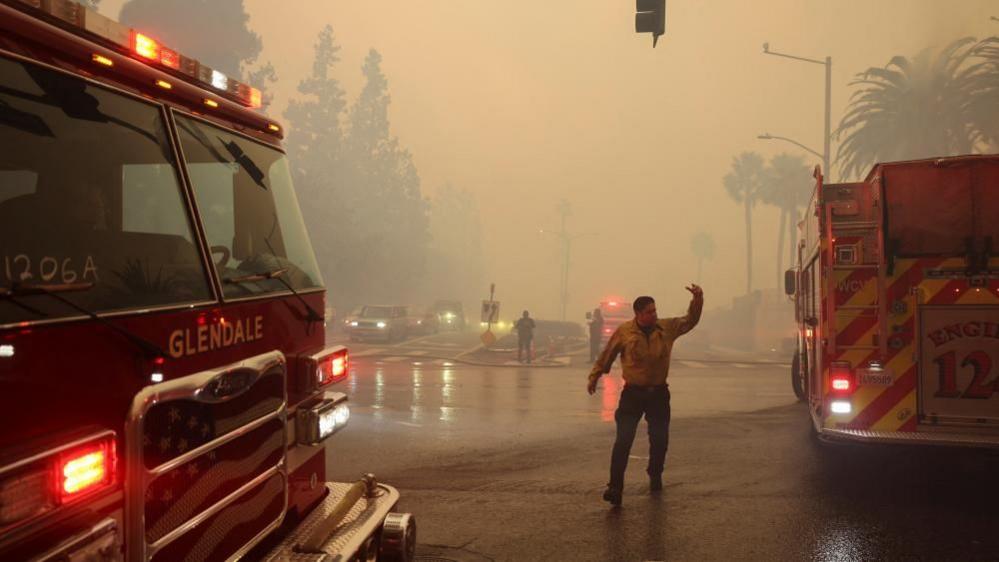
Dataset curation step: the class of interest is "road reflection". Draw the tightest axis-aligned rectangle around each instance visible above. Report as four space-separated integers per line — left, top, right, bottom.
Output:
601 375 621 422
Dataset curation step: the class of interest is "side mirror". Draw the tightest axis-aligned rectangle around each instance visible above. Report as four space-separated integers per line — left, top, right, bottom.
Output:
784 269 797 296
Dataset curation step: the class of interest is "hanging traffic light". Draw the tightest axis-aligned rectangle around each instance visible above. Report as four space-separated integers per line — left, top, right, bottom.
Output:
635 0 666 47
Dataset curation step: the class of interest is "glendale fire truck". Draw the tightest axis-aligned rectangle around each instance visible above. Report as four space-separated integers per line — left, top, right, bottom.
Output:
787 155 999 448
0 1 415 560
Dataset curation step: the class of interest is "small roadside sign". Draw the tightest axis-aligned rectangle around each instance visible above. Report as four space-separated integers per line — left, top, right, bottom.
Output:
480 329 496 347
481 300 500 323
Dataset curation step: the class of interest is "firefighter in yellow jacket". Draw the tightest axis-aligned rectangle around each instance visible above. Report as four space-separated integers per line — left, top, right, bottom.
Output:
587 286 703 506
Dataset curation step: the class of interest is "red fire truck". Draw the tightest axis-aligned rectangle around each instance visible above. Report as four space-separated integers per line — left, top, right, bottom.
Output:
0 1 414 560
596 298 631 345
787 155 999 448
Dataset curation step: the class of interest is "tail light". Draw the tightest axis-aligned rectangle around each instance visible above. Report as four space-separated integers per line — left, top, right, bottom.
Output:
0 432 116 530
829 362 854 396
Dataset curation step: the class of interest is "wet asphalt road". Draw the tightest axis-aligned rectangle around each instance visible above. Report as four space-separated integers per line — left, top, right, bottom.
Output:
325 354 999 562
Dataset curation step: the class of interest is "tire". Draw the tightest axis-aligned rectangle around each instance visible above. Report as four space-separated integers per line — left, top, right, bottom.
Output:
791 351 806 401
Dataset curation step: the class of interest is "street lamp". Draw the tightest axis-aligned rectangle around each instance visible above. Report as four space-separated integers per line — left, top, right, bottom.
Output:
539 222 596 322
762 42 832 180
757 133 823 161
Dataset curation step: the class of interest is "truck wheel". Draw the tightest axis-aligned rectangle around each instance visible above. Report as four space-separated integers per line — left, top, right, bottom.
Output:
379 512 416 562
791 352 805 401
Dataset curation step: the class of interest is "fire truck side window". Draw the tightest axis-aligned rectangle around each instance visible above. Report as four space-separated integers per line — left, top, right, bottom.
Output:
0 56 212 325
174 115 323 298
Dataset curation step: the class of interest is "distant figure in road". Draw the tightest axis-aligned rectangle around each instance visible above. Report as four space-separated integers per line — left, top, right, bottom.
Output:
587 286 703 506
513 310 536 363
588 308 604 362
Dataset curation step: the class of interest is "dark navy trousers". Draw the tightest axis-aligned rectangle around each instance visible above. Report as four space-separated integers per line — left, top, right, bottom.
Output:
609 384 671 490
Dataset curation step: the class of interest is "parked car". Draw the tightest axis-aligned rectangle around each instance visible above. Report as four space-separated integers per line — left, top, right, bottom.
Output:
433 300 466 331
406 306 439 335
346 305 409 342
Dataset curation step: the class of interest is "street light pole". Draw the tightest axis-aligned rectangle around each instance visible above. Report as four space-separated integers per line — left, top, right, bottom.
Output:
757 133 823 161
557 199 571 322
541 202 595 322
762 42 832 180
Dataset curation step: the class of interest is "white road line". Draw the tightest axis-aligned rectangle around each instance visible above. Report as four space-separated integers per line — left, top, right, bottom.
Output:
396 421 421 428
382 356 406 362
407 350 429 356
352 348 385 357
731 363 754 369
680 360 710 369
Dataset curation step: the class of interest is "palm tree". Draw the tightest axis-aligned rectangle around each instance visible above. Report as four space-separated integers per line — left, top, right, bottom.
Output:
966 36 999 150
690 231 715 285
759 153 812 286
835 38 981 180
723 152 765 294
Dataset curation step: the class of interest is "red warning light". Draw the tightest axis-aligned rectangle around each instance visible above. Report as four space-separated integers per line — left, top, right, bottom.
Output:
160 47 180 70
132 32 159 61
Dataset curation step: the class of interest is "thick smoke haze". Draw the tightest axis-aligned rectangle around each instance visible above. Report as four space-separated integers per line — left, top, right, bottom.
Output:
103 0 996 322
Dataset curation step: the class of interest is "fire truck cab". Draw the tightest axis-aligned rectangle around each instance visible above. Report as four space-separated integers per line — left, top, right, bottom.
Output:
0 1 414 560
788 155 999 448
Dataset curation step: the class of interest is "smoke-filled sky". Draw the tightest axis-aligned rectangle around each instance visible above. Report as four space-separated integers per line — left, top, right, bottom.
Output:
105 1 997 320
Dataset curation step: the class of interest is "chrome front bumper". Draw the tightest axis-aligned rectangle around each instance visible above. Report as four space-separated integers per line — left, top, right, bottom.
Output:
259 482 400 562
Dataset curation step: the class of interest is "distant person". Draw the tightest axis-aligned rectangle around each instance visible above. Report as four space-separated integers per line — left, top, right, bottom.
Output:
588 308 604 362
587 286 703 506
513 310 536 363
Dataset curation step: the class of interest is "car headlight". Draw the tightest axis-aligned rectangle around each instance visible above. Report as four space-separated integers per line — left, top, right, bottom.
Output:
350 321 358 327
444 313 456 320
377 321 387 329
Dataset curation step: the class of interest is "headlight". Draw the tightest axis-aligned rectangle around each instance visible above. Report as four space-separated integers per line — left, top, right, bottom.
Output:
417 320 422 325
350 321 359 327
377 321 387 329
444 313 456 320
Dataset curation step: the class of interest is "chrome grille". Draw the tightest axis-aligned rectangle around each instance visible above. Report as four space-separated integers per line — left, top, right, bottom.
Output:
126 350 288 562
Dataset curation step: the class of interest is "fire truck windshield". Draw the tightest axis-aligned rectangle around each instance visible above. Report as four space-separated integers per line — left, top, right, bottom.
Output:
175 115 323 299
0 55 212 326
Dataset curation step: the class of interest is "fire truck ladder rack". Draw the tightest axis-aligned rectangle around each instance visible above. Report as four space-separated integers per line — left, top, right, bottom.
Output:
823 200 889 361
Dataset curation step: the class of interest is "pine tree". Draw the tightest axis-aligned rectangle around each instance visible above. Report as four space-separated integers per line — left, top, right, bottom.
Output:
283 26 348 298
341 49 429 304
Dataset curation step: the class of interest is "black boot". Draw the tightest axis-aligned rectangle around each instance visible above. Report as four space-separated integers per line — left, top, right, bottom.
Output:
649 474 663 493
602 485 622 506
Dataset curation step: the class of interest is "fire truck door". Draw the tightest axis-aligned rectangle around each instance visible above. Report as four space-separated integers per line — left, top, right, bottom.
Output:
918 306 999 426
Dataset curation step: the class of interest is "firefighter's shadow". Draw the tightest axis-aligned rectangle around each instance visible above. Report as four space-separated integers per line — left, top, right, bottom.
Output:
601 493 668 561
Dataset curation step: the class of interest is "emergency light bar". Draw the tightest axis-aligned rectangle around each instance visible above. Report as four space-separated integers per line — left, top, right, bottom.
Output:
15 0 264 110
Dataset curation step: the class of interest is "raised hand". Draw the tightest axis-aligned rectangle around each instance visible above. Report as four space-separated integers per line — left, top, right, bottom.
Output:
685 284 704 299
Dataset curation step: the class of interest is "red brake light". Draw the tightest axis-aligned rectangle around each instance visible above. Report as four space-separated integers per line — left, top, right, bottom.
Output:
57 438 115 501
829 363 854 395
